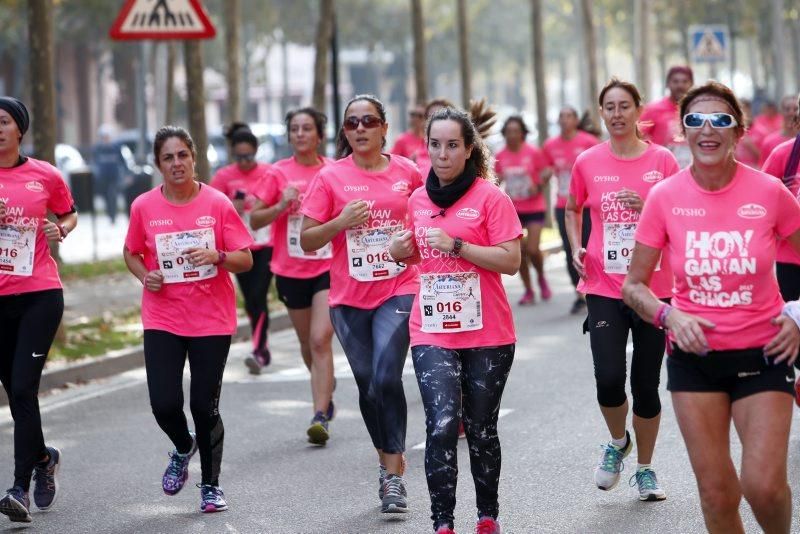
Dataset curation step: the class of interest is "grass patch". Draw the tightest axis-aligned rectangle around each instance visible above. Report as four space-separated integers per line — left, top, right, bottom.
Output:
51 309 143 361
59 258 129 281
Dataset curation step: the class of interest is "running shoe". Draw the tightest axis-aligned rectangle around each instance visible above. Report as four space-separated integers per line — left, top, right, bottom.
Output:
244 348 270 375
476 516 502 534
630 467 667 501
0 487 30 523
594 430 633 490
570 297 587 315
162 431 198 495
307 411 330 445
435 526 457 534
378 464 388 500
32 446 61 511
325 399 336 421
381 474 408 513
538 277 552 301
199 484 228 513
794 376 800 408
518 289 535 306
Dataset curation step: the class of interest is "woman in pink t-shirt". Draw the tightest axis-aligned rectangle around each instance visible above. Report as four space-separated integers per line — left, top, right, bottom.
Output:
495 115 551 305
566 79 679 502
623 82 800 533
0 97 77 523
389 105 520 534
299 95 422 514
250 107 336 445
124 126 254 514
210 125 274 374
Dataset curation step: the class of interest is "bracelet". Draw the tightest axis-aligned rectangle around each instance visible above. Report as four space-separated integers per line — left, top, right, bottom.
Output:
782 301 800 329
654 303 673 329
451 237 464 257
57 223 68 240
213 251 227 266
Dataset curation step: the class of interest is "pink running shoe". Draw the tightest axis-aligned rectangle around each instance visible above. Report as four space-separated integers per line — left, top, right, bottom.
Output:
476 517 502 534
436 527 457 534
518 289 535 306
539 277 552 301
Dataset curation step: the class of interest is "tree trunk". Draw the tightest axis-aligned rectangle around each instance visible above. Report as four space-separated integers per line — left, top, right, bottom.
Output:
411 0 427 105
312 0 335 113
165 42 176 124
530 0 547 146
456 0 471 108
28 0 56 164
580 0 600 131
183 40 210 183
634 0 651 96
770 0 786 99
74 42 93 148
225 0 241 123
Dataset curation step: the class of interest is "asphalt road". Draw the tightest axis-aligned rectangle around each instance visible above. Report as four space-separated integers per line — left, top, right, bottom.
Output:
1 254 799 533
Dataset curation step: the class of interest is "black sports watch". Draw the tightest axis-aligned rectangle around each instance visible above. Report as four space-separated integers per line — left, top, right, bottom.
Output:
451 237 464 257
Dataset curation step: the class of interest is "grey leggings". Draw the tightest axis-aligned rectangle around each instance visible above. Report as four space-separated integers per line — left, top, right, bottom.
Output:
329 294 414 454
411 344 515 531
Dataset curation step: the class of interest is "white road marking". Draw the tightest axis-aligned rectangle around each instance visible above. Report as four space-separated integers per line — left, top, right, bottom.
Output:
411 408 515 450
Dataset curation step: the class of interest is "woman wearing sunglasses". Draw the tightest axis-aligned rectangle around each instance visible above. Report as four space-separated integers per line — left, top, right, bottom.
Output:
250 108 336 445
566 78 679 501
300 95 422 514
623 81 800 533
210 126 274 374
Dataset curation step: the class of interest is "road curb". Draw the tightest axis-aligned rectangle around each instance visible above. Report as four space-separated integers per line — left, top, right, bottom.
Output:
3 241 565 407
0 312 293 407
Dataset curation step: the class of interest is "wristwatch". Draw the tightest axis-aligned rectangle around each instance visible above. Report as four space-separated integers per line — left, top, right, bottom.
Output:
213 251 227 266
451 237 464 257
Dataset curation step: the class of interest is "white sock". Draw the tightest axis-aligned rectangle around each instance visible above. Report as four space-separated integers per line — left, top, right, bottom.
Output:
637 463 651 472
611 433 628 448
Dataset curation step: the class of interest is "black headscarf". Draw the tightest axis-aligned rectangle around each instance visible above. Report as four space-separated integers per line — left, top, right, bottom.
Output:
425 160 478 212
0 97 30 139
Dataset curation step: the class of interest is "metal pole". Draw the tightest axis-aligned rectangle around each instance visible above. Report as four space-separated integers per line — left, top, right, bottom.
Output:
330 12 341 135
136 41 148 164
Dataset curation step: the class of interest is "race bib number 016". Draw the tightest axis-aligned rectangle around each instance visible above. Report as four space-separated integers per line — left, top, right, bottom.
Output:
345 224 406 282
0 224 36 277
155 228 218 283
419 272 482 333
288 214 332 259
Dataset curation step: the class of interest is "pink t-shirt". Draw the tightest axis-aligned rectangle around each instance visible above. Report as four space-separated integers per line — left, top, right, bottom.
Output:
494 143 547 214
734 131 761 169
407 179 522 349
761 137 800 265
569 141 679 299
639 96 691 168
209 162 273 249
636 165 800 351
252 156 333 279
542 131 601 208
391 131 427 163
300 154 423 309
0 158 75 295
125 184 254 336
759 131 792 168
751 114 783 142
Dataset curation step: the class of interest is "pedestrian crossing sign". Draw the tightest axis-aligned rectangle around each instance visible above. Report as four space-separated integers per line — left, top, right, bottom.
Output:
110 0 216 40
689 25 728 63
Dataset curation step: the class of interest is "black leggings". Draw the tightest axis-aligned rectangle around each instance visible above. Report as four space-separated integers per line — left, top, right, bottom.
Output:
235 246 272 355
555 207 591 288
584 295 666 418
0 289 63 491
143 330 230 486
411 344 515 530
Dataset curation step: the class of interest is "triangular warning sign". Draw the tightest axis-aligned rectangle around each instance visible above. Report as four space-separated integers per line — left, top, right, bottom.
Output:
694 30 724 60
109 0 216 40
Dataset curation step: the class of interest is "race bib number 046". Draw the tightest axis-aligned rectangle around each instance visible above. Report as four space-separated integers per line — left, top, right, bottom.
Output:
345 224 406 282
420 272 483 333
155 228 218 283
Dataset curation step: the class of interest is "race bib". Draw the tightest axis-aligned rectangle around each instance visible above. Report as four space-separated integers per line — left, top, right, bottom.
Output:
345 224 406 282
242 212 270 247
603 222 660 274
155 228 218 283
504 170 532 200
557 170 572 197
288 214 332 259
420 272 483 333
0 224 36 277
